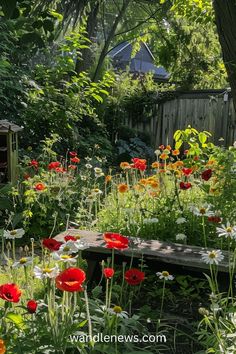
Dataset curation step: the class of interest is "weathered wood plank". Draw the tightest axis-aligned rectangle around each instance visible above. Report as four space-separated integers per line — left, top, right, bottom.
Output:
55 229 231 273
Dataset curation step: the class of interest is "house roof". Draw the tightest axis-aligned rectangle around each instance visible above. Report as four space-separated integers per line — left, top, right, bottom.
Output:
108 41 169 81
0 120 23 133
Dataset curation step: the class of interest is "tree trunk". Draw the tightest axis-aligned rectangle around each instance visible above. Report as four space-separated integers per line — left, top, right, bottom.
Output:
213 0 236 109
92 0 131 82
75 2 100 73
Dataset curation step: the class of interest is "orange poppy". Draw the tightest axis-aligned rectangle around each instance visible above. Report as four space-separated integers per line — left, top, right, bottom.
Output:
118 183 128 193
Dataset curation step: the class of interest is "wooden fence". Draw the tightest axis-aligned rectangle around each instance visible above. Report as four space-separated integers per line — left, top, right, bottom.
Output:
124 89 236 147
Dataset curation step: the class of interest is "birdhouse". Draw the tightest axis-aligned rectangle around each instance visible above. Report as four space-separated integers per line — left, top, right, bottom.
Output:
0 120 23 184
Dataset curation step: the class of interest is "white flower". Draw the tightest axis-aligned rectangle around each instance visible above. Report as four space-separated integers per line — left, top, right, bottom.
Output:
34 265 60 279
58 240 89 254
108 306 129 319
94 167 104 177
176 233 187 241
91 188 103 196
216 222 236 238
154 150 161 156
12 257 32 268
176 217 186 224
156 271 174 281
52 253 77 264
85 163 92 169
200 250 224 265
143 218 159 224
190 204 213 217
4 228 25 239
80 175 87 181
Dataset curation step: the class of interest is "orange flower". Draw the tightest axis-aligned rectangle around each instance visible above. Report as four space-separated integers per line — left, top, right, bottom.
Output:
118 183 128 193
151 161 160 169
120 162 130 170
172 149 180 156
70 157 80 163
150 181 159 189
174 161 184 168
133 184 145 192
0 339 6 354
166 145 172 151
139 179 147 185
105 175 112 183
149 191 159 198
160 153 168 160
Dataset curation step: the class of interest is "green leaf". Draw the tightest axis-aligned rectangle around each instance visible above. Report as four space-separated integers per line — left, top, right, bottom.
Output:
174 130 182 142
0 0 17 18
78 319 88 328
175 140 183 150
199 132 207 144
6 312 26 330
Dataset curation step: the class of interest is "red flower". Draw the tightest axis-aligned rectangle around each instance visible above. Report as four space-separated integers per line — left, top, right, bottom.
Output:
103 268 115 279
27 300 37 313
131 158 147 171
103 232 129 250
125 268 145 286
24 173 30 180
70 157 80 163
159 145 165 150
0 283 22 303
193 156 199 161
201 169 212 181
56 267 86 292
48 161 61 170
64 235 77 242
180 181 192 190
184 150 189 155
182 168 193 176
55 167 65 173
68 165 77 170
208 216 221 223
34 183 46 191
42 238 63 251
29 160 38 169
69 151 77 157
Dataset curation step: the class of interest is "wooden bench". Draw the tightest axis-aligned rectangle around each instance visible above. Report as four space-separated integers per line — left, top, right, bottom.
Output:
55 229 231 276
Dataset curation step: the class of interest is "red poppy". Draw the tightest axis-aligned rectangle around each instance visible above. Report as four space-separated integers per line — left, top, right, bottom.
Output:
131 158 147 171
27 300 37 313
103 232 129 250
29 160 38 169
68 165 77 170
182 168 193 176
201 169 212 181
34 183 46 191
208 216 221 223
56 267 86 292
125 268 145 286
0 283 22 303
48 161 61 170
42 238 63 251
180 181 192 190
69 151 77 157
103 268 115 279
70 157 80 163
64 235 77 242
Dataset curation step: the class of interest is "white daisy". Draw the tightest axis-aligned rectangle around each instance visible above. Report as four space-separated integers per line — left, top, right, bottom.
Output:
176 217 186 224
190 204 213 217
94 167 104 177
52 253 77 264
216 222 236 238
58 240 88 254
200 250 224 265
91 188 103 196
85 163 92 169
108 306 129 319
34 265 60 279
12 257 32 268
176 233 187 241
156 271 174 281
4 228 25 239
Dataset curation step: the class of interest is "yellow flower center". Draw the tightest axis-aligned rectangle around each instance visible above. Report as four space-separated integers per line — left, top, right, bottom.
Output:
10 230 17 236
61 255 71 259
209 252 216 259
113 306 122 314
226 227 232 233
162 271 169 277
43 268 53 274
19 257 27 264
